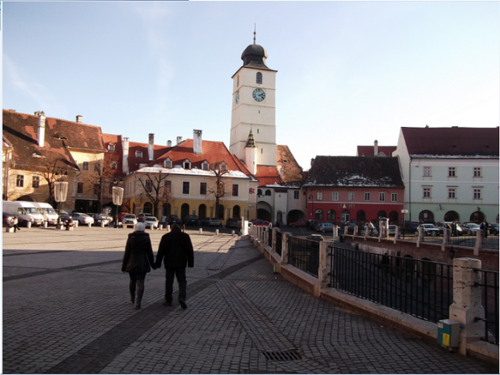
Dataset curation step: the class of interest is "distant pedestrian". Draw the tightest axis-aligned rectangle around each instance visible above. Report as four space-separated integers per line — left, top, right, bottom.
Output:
481 221 489 238
155 224 194 309
122 222 156 309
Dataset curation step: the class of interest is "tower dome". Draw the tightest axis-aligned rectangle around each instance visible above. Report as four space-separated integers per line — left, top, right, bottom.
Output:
241 43 268 68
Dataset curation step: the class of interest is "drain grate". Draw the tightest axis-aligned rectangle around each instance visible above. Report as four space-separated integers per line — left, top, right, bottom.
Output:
261 350 302 361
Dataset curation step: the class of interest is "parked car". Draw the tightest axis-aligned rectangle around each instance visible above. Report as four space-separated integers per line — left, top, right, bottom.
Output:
252 220 271 227
387 225 397 236
289 219 307 228
306 234 324 242
226 218 241 228
122 214 138 228
3 201 44 227
316 222 334 233
489 223 499 235
3 212 18 227
32 202 59 225
401 221 419 234
346 222 357 234
185 215 199 226
93 214 111 226
200 217 221 227
137 213 154 223
70 212 94 225
462 223 481 236
168 215 182 225
417 224 440 236
144 216 159 229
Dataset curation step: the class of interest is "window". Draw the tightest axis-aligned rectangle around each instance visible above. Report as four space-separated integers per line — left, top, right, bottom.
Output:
82 161 89 171
379 192 385 202
164 180 171 193
423 167 431 177
221 163 227 171
16 175 24 187
145 180 153 193
32 176 40 189
182 181 190 194
315 209 324 220
200 182 207 195
317 192 323 201
135 151 143 158
473 167 481 177
448 167 456 177
332 192 339 201
448 188 456 199
108 144 115 151
423 187 431 198
164 159 172 168
256 72 262 84
111 162 117 170
265 190 271 196
77 182 84 194
232 184 239 197
391 193 398 202
94 163 100 172
294 191 299 199
364 192 371 201
348 192 354 201
474 189 482 199
327 209 335 220
183 160 191 169
257 189 262 196
202 161 209 171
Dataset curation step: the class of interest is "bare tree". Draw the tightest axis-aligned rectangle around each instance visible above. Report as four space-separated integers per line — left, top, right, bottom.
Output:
39 154 74 206
81 157 119 213
208 162 230 219
136 171 173 217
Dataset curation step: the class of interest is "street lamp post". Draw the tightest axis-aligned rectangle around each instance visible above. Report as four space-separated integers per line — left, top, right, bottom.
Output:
54 172 68 229
112 184 124 228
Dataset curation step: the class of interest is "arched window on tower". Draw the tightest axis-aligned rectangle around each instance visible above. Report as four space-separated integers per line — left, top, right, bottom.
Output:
256 72 262 84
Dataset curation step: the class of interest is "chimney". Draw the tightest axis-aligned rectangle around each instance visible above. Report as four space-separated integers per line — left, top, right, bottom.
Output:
310 158 315 168
37 112 46 147
76 115 83 123
374 140 378 156
122 137 130 175
176 136 182 145
148 133 154 160
193 129 202 155
167 140 172 147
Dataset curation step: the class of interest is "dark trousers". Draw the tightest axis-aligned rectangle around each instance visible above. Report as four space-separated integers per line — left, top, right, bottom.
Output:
165 267 187 303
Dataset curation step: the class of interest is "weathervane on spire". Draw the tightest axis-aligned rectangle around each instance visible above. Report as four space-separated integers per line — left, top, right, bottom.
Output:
253 23 256 44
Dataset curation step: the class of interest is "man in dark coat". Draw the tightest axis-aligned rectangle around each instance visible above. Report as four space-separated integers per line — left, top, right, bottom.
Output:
122 222 156 309
155 224 194 308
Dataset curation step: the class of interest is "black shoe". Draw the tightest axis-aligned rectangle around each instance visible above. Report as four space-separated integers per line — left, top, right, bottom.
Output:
135 304 141 310
163 301 172 307
179 299 187 309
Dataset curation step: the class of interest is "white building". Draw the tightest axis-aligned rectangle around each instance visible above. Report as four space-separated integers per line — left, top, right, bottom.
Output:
393 126 499 224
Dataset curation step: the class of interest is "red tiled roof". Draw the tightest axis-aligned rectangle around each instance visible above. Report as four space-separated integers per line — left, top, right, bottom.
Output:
2 110 83 171
255 165 282 186
357 145 396 157
402 127 499 156
126 141 170 173
102 133 125 177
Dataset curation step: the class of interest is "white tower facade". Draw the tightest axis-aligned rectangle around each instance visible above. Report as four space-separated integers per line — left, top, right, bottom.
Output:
230 36 277 168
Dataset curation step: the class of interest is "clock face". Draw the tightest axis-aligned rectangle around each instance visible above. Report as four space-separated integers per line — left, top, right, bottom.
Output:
235 91 239 104
252 88 266 102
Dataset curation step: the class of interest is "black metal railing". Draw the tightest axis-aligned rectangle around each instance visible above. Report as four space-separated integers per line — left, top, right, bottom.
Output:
288 237 319 277
329 246 453 323
275 231 282 256
474 268 499 345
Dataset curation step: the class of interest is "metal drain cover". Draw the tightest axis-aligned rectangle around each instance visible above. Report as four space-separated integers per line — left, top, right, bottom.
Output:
262 350 302 361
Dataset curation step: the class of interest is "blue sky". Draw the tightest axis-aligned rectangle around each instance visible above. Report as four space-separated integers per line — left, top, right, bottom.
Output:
3 1 499 170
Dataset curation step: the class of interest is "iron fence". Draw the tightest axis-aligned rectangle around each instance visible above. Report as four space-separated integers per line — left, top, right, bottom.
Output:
329 246 453 323
474 268 499 345
268 228 273 247
275 231 282 256
288 236 319 277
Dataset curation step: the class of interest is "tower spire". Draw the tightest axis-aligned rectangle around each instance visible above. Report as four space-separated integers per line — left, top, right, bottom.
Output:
253 23 256 44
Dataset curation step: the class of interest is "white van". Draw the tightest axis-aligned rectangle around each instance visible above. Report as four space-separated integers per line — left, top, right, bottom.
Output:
2 201 45 227
32 202 59 225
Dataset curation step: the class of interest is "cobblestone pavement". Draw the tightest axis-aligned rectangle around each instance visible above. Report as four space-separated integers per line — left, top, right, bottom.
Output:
3 227 498 374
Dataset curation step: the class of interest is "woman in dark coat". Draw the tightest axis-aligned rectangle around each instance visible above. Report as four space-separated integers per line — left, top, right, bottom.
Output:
122 222 156 309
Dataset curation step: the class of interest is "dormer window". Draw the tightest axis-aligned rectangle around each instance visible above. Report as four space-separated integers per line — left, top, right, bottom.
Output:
256 72 262 84
220 162 227 171
202 161 209 171
164 158 172 168
183 160 191 169
136 151 143 158
108 144 115 151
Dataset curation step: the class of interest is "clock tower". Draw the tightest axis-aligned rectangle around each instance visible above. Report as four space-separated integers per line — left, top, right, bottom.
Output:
230 32 277 168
